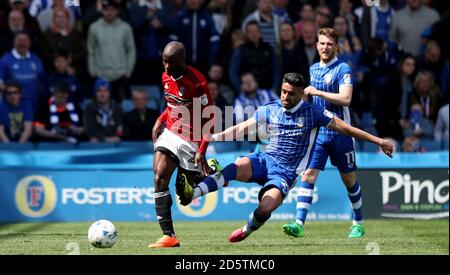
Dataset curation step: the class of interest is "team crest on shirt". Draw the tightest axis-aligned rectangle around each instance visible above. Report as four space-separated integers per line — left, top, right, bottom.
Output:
295 117 304 128
31 62 37 71
324 73 333 84
164 83 169 90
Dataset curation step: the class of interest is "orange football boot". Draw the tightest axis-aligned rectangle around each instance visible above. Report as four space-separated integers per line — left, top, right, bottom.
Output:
148 235 180 248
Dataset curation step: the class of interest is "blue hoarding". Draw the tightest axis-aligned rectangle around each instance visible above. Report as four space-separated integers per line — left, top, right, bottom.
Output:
0 143 447 222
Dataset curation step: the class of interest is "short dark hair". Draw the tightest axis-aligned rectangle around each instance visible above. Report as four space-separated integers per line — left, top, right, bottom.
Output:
282 73 305 88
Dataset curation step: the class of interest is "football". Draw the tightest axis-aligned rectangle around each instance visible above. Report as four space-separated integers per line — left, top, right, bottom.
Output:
88 220 117 248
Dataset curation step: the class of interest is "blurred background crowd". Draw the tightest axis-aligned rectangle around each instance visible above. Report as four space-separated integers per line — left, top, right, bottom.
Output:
0 0 448 153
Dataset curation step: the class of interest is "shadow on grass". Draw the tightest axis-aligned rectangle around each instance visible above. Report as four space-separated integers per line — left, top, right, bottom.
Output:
0 223 52 241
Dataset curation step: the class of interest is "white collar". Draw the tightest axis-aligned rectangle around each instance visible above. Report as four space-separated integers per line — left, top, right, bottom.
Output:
12 49 31 59
170 75 184 81
319 57 338 68
283 99 304 113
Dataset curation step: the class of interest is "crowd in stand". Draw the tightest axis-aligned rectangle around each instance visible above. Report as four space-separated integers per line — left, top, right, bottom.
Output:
0 0 448 153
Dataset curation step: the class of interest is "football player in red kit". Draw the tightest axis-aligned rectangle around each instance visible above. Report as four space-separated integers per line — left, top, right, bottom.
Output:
149 41 220 248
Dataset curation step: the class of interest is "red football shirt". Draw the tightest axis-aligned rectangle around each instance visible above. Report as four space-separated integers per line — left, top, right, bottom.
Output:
158 66 213 153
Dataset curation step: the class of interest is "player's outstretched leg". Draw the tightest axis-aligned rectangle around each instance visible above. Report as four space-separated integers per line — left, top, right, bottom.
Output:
282 181 314 238
176 158 223 206
346 180 365 239
229 187 282 243
177 163 237 206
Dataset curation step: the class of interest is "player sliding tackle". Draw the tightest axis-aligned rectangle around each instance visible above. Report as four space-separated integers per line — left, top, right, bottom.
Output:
178 73 394 243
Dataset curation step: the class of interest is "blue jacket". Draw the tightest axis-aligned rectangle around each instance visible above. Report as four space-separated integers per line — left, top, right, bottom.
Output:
170 9 220 68
0 50 46 112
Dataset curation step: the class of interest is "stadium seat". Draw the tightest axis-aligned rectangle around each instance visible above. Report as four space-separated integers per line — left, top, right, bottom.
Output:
0 142 35 151
130 85 162 111
421 139 442 152
121 99 134 112
362 141 379 152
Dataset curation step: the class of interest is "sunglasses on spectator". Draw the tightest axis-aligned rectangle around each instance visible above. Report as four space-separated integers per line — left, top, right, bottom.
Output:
5 90 20 96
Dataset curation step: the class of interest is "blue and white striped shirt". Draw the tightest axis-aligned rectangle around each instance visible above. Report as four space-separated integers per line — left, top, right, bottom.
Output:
254 100 333 174
310 57 353 137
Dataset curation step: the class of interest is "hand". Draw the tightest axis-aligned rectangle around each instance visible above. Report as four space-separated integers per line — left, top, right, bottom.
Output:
195 152 209 177
379 139 394 158
304 86 320 96
152 120 163 143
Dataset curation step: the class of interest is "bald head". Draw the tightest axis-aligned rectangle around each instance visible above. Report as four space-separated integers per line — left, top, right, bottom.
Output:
162 41 186 78
163 41 186 61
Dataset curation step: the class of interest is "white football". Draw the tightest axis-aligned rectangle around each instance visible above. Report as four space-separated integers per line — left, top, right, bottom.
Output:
88 219 117 248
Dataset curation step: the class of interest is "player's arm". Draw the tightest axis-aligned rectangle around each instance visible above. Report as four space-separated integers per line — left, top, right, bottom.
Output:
305 84 353 106
327 116 394 157
212 117 257 141
152 108 169 143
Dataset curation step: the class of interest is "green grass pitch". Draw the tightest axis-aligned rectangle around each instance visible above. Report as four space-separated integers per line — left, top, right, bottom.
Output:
0 220 447 255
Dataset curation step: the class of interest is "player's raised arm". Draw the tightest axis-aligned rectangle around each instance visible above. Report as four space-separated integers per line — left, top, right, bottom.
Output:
326 116 394 157
212 117 257 141
304 84 353 106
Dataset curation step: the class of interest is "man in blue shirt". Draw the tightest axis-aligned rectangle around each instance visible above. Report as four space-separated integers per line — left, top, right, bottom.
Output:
282 28 369 239
177 72 393 243
0 82 33 143
0 31 46 113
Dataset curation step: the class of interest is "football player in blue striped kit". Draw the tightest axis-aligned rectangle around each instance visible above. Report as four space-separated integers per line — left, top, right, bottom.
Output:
177 73 393 242
282 28 369 239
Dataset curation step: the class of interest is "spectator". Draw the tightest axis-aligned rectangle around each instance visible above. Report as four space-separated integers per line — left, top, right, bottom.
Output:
170 0 220 74
389 0 440 56
128 0 171 85
241 0 284 47
84 78 123 143
87 0 136 103
30 0 82 32
0 31 46 114
334 15 364 81
278 21 310 82
294 3 314 39
338 0 360 38
360 0 396 48
402 135 425 152
48 51 83 106
0 0 41 40
434 104 449 142
233 72 278 123
123 89 158 141
207 0 232 35
314 5 333 29
207 80 227 132
411 70 441 122
229 21 280 93
207 63 235 105
0 83 33 143
403 103 434 140
41 6 85 78
34 82 84 143
375 54 416 141
272 0 291 22
417 41 446 93
297 19 320 81
0 9 41 56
